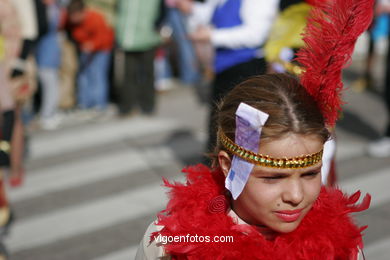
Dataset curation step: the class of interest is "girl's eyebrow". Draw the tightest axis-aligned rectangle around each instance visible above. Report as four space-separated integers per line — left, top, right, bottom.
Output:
254 170 290 176
254 165 322 176
302 166 322 174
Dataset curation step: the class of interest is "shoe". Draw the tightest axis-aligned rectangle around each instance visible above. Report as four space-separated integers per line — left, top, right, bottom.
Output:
118 110 138 119
367 137 390 158
74 109 97 121
40 116 61 130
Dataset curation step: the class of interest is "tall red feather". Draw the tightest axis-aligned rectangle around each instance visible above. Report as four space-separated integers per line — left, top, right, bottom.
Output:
296 0 374 126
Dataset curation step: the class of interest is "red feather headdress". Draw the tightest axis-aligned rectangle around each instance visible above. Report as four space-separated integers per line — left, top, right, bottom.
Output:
296 0 374 126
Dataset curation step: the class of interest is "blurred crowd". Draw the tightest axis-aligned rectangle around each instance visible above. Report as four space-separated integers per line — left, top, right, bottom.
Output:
0 0 390 258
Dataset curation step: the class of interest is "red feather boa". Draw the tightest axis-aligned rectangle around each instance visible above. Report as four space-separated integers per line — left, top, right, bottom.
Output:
153 164 370 260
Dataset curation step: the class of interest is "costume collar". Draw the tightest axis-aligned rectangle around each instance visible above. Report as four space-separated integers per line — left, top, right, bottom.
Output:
154 164 370 259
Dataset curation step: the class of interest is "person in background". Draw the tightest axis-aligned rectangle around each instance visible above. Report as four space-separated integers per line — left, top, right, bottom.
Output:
177 0 279 155
165 0 200 87
35 0 62 130
6 0 44 188
367 0 390 157
64 0 114 113
115 0 162 116
0 1 21 257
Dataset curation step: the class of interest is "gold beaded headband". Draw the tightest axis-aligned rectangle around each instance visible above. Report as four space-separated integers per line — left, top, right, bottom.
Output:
219 131 323 169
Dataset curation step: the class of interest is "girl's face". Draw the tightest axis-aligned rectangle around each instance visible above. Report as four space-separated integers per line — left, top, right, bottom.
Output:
220 133 323 235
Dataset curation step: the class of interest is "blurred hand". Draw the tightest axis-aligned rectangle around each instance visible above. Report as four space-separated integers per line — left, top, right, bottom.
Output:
189 26 211 42
176 0 193 14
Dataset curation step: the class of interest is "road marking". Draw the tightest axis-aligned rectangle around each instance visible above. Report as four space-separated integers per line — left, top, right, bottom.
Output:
5 182 167 253
364 237 390 260
339 167 390 208
94 245 139 260
30 117 180 159
8 146 175 203
336 141 366 162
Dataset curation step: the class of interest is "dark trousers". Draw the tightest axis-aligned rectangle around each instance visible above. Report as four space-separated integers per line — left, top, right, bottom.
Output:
385 33 390 137
119 49 156 114
207 58 267 153
0 110 15 166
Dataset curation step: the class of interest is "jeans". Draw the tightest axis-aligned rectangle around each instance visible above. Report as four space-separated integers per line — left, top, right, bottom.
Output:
38 68 59 119
77 51 111 110
167 8 199 85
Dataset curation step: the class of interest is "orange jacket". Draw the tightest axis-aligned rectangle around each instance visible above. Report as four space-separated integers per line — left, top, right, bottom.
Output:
66 9 113 51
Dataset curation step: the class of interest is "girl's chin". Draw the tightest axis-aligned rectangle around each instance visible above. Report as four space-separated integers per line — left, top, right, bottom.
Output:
273 221 301 234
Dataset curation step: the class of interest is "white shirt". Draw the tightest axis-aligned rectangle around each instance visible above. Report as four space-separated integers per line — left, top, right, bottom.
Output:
189 0 279 49
12 0 38 40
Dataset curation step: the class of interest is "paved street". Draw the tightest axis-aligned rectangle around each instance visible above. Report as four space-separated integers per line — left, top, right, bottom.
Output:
3 44 390 259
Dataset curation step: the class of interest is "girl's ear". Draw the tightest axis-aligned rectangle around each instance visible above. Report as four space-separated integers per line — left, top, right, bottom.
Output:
218 150 232 177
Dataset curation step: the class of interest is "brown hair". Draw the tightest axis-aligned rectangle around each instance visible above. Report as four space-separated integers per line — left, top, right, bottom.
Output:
213 73 330 163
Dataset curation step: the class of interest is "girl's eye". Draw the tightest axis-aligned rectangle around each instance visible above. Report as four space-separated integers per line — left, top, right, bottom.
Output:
302 171 320 178
260 175 285 184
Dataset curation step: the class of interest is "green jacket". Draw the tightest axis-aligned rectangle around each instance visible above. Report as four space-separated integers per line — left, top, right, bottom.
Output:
115 0 162 51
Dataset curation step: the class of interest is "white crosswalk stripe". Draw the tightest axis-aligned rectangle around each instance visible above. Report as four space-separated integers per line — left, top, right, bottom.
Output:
6 183 167 253
339 167 390 208
30 117 180 160
364 237 390 260
94 245 138 260
7 146 175 203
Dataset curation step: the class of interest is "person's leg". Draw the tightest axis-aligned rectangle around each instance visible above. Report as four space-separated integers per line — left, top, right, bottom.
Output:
89 51 111 110
77 52 92 109
59 39 78 109
138 49 156 114
367 32 390 157
154 48 174 91
168 8 199 85
39 68 59 119
119 52 138 115
0 171 11 234
0 98 13 230
365 33 375 89
9 105 25 187
384 32 390 137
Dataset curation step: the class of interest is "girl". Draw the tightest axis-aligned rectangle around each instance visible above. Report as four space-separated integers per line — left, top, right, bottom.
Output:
136 0 374 258
136 74 369 260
